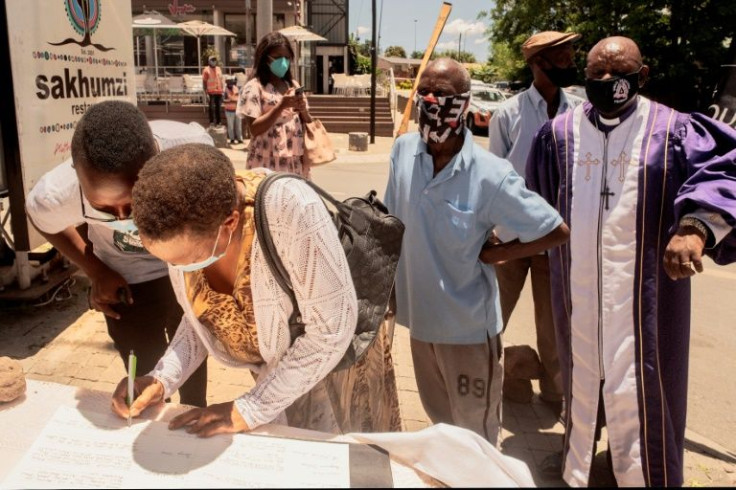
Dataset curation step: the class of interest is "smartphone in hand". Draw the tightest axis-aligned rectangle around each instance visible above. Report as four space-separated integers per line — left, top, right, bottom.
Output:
294 87 304 96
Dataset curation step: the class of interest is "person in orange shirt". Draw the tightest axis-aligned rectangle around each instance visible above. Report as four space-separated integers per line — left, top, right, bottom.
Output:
202 55 224 127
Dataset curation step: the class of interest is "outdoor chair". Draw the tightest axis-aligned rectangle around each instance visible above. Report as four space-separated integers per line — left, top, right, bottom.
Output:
136 73 154 102
167 76 185 103
332 73 348 96
183 75 205 104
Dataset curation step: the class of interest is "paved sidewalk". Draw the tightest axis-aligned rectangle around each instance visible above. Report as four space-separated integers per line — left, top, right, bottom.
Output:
5 276 734 487
2 123 735 486
0 276 568 487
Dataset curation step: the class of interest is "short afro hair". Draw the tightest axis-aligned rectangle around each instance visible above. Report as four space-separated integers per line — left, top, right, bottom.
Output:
132 144 237 241
71 100 156 175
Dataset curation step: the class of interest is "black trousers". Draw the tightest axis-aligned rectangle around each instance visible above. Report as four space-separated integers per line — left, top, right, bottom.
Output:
208 94 223 125
106 275 208 407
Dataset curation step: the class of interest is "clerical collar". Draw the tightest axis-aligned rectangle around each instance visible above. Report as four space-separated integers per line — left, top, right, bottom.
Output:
585 98 639 133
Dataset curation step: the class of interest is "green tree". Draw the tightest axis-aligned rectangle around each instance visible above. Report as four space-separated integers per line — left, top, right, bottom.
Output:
383 45 407 58
435 50 477 63
468 64 497 84
410 50 437 60
477 1 736 111
348 34 374 74
488 41 528 82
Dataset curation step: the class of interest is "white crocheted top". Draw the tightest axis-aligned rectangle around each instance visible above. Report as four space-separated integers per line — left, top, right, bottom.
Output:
149 177 357 429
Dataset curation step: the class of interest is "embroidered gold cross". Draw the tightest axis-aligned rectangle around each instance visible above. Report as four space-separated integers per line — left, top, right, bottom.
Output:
610 151 631 182
579 152 600 181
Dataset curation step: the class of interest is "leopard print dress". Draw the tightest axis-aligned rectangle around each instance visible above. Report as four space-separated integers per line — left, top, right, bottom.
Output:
184 171 265 365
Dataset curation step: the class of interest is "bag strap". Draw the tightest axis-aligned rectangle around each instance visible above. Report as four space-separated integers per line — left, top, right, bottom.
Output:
254 172 306 342
254 173 296 292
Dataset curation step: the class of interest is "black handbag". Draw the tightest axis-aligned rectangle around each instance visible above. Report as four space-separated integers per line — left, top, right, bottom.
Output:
254 172 405 371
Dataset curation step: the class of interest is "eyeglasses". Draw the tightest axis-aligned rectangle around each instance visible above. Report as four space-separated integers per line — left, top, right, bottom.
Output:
79 186 132 222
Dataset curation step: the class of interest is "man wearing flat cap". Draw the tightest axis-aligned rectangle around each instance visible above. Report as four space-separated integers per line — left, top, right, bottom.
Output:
488 31 583 422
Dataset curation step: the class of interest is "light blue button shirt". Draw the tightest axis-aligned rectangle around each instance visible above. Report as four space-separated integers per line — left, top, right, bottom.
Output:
488 84 583 176
383 130 563 344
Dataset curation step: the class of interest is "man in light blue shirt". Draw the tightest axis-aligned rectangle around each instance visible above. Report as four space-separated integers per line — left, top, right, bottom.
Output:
384 58 569 445
487 31 583 418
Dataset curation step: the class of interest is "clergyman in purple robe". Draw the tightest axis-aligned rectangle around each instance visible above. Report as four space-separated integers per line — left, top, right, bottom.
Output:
526 36 736 487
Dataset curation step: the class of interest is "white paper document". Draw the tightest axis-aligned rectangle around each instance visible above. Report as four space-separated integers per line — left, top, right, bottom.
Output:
4 406 350 488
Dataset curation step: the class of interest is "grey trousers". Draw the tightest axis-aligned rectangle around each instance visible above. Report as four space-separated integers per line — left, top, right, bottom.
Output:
410 334 503 446
495 254 563 402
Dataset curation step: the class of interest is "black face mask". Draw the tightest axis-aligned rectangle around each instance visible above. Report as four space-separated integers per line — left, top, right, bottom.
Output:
543 66 578 88
585 70 642 115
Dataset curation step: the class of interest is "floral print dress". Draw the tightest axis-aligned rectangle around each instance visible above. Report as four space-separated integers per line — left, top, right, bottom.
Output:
238 78 309 177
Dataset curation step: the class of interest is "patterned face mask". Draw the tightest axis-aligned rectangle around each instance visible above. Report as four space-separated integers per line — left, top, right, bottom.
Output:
414 91 471 144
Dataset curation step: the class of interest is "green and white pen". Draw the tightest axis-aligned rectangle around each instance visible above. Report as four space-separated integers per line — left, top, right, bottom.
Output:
127 350 137 427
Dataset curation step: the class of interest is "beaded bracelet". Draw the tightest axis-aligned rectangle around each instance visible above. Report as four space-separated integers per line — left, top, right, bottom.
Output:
679 216 710 244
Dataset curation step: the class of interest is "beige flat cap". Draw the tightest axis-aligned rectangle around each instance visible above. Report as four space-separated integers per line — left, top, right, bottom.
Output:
522 31 581 60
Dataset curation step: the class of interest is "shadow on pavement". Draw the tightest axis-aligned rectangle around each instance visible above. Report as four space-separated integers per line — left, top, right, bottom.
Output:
685 436 736 464
0 273 91 359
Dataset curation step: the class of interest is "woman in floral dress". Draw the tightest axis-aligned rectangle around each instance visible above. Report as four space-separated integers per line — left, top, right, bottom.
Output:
237 32 312 178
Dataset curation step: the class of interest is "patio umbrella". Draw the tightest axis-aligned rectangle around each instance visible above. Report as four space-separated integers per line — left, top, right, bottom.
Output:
132 11 183 79
279 26 327 86
279 25 327 42
178 20 236 73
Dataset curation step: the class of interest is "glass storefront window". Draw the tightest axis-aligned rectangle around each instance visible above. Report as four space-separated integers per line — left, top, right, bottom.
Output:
224 13 289 68
132 9 214 75
225 13 255 68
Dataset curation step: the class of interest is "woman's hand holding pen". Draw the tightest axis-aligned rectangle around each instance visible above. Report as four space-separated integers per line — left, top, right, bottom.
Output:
111 375 164 420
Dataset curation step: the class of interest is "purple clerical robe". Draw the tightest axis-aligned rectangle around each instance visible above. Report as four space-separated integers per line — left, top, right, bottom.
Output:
526 97 736 487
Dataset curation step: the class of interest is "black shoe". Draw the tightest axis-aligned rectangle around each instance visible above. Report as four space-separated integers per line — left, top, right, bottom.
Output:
540 396 564 422
539 451 563 480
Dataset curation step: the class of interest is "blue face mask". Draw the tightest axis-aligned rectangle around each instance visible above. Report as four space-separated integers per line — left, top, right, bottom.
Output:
171 225 233 273
81 195 138 235
269 57 290 79
103 219 139 235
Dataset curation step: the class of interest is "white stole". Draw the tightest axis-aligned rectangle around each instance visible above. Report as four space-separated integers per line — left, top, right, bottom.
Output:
564 99 651 487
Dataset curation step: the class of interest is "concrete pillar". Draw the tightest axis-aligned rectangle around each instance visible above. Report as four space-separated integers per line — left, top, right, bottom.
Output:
213 9 226 67
322 54 329 95
256 0 273 45
15 252 31 290
145 35 154 75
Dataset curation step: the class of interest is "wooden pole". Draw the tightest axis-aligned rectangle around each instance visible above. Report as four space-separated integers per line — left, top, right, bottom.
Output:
396 2 452 137
369 0 377 143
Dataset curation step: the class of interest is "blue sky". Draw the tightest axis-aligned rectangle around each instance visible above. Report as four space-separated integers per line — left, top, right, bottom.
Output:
348 0 493 62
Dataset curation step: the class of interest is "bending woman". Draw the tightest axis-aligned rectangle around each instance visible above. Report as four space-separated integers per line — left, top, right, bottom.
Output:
111 144 400 435
238 31 311 177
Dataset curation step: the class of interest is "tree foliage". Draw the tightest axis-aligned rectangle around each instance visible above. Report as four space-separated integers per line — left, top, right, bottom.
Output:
410 50 437 61
383 45 407 58
468 64 497 84
348 34 373 74
435 50 477 63
478 0 736 111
